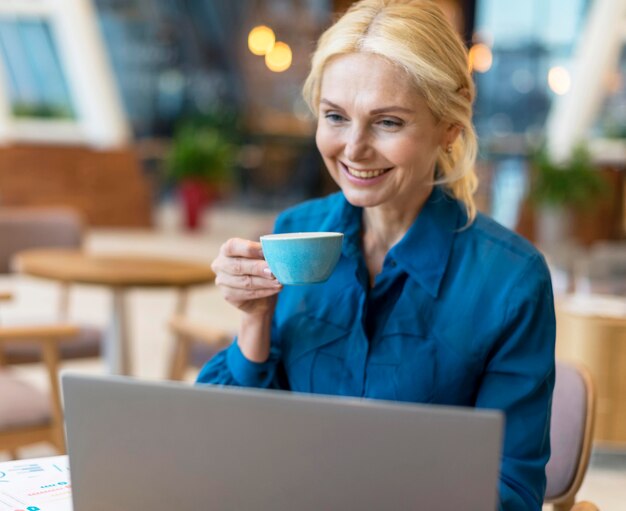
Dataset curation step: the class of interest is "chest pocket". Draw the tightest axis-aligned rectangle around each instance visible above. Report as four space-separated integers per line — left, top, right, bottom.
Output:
367 296 488 404
280 313 350 394
370 333 437 403
366 306 439 403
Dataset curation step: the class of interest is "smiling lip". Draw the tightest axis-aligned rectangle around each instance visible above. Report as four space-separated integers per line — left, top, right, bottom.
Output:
340 162 393 185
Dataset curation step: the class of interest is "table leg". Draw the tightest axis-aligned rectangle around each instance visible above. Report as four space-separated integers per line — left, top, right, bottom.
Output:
175 287 189 315
105 288 132 375
167 287 190 380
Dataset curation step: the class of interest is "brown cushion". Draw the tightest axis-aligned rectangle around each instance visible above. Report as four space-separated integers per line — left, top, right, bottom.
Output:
0 370 51 430
0 207 83 273
2 325 102 364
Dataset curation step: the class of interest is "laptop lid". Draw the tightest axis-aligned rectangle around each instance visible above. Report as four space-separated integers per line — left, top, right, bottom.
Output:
62 374 503 511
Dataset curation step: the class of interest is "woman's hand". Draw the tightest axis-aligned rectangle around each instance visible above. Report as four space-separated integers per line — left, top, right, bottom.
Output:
211 237 282 317
211 238 283 316
212 238 282 363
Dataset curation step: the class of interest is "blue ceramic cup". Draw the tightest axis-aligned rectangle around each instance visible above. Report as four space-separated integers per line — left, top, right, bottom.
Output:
260 232 344 285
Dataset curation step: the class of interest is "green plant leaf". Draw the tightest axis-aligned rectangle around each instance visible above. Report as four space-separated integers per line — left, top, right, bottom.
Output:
529 143 609 208
166 124 236 184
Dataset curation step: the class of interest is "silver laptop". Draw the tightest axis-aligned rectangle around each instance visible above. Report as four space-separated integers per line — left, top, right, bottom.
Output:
62 374 503 511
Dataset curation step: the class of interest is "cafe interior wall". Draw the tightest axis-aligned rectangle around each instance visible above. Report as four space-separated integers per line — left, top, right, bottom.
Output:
1 0 624 237
0 0 328 225
80 0 335 212
0 0 475 225
0 0 152 227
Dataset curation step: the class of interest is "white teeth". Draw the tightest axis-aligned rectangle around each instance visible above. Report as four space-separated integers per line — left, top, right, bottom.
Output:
346 166 387 179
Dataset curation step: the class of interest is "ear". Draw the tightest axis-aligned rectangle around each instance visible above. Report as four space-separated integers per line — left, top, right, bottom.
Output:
441 123 463 150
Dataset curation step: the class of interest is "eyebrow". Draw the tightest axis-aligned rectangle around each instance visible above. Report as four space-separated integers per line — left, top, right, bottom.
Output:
320 99 413 115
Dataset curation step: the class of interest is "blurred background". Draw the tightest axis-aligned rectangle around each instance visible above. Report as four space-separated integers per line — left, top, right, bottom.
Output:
0 0 624 245
0 0 624 268
0 1 625 508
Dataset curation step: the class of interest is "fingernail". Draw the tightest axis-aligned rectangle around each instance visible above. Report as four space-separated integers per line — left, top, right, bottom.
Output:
263 267 273 276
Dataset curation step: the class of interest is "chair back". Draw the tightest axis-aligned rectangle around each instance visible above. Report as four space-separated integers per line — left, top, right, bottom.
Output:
0 207 84 273
545 361 595 506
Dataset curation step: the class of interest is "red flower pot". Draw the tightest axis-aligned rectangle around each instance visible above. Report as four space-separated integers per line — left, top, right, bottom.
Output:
179 180 212 230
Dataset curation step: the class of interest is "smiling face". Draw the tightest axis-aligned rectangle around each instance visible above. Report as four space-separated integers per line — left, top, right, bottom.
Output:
316 52 453 214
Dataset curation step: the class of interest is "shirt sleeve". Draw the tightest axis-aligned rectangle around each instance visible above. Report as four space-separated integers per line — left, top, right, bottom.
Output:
475 255 556 511
196 210 292 388
195 337 282 388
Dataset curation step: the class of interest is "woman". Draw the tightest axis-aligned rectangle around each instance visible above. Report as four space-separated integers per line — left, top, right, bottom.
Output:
198 1 555 509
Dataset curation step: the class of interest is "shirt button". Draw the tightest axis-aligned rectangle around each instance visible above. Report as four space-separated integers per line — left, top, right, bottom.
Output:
390 259 397 268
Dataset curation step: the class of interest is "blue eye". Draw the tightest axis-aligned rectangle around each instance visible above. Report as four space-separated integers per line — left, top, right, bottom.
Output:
379 118 402 128
324 113 345 123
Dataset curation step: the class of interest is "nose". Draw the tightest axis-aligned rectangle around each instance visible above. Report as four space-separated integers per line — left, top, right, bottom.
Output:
344 125 371 162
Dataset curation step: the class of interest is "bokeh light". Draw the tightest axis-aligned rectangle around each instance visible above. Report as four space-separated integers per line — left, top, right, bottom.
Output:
605 71 622 94
248 25 275 56
511 68 535 94
468 43 493 73
265 42 292 72
548 66 571 95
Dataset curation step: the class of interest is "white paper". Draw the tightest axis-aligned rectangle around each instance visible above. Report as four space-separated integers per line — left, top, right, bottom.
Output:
0 456 72 511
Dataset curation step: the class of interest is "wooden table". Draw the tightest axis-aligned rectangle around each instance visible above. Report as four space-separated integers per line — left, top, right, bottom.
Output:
14 248 215 375
556 294 626 445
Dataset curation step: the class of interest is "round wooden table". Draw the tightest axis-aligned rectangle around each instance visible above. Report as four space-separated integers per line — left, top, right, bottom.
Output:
14 248 216 375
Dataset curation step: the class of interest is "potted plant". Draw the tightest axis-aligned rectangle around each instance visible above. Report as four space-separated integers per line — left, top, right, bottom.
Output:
529 143 608 246
166 122 235 230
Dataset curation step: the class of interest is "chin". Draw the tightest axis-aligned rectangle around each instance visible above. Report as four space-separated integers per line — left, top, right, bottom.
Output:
340 189 387 209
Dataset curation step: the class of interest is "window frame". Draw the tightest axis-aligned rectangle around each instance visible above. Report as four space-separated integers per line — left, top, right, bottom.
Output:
0 0 129 147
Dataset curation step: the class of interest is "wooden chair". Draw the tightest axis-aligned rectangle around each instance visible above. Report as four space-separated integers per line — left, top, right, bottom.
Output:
544 361 598 511
0 322 78 459
168 315 233 380
0 207 103 364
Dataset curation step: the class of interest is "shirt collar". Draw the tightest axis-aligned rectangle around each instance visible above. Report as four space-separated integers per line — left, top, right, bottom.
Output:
333 195 363 260
331 187 463 298
390 186 463 297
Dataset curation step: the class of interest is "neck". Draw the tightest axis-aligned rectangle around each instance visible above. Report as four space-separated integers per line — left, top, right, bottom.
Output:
362 184 432 254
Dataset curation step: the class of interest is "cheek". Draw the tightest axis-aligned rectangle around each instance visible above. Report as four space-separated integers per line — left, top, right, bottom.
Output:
390 139 437 166
315 125 339 158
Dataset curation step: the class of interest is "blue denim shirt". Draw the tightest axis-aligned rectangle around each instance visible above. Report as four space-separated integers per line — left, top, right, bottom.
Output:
197 187 556 511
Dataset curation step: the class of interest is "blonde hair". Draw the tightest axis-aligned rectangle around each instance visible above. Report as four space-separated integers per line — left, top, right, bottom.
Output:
303 0 479 222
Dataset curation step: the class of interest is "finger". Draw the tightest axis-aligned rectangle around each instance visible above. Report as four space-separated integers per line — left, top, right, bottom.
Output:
221 238 263 259
216 272 282 290
213 256 275 280
221 284 283 302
